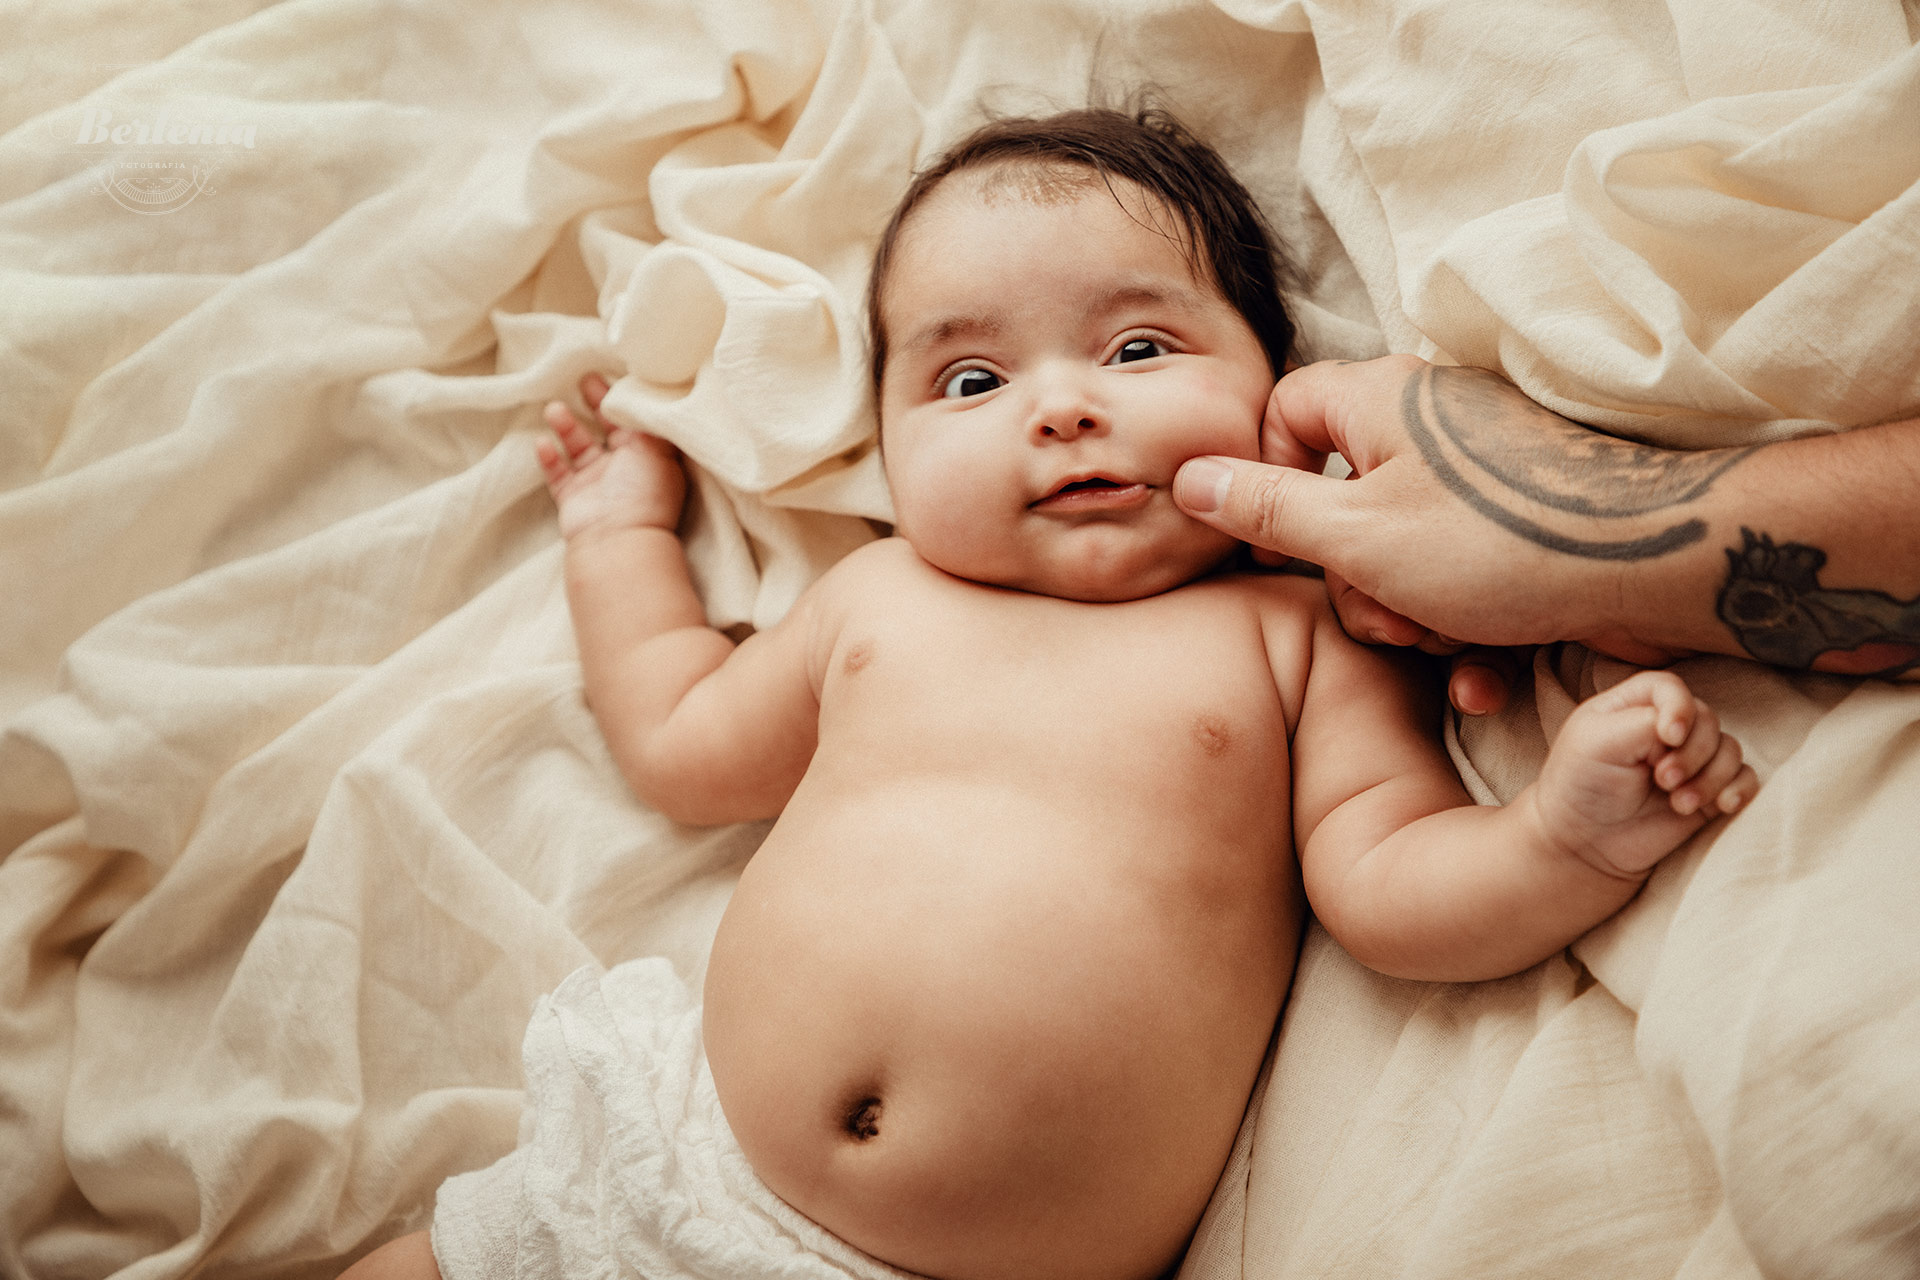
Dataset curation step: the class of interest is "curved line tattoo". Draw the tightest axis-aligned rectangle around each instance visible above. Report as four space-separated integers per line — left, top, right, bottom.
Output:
1717 528 1920 676
1425 368 1757 518
1400 371 1709 561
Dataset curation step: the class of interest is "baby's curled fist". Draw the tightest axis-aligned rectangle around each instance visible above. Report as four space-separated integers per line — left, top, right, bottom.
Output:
1530 670 1759 880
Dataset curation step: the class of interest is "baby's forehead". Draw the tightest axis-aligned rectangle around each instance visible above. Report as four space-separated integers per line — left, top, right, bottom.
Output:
884 165 1199 315
912 160 1181 231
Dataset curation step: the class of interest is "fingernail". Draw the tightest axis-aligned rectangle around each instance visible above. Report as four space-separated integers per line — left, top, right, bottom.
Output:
1176 457 1232 514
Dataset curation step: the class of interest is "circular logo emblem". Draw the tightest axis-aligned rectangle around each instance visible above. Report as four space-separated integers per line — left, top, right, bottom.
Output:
95 159 215 215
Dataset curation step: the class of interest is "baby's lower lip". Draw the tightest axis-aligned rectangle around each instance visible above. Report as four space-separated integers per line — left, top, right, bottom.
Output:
1030 482 1152 512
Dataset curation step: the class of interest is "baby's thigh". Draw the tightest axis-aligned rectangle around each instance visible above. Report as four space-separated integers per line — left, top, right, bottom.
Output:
336 1230 442 1280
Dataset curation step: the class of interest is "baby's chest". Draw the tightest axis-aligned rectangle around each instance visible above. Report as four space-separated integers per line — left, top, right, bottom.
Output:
821 588 1292 783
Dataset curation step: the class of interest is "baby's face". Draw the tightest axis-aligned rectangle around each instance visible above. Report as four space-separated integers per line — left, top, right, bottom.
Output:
875 170 1274 602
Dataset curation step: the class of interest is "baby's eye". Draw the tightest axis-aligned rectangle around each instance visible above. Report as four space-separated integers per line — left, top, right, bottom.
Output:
941 368 1002 399
1110 339 1168 364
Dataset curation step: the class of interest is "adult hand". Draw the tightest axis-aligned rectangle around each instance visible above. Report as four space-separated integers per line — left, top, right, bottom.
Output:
1175 357 1722 710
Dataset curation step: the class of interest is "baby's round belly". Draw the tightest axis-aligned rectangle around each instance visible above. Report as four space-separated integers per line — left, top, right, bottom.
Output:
702 779 1300 1280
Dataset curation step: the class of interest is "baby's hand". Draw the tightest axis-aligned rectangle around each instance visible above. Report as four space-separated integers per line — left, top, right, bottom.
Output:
536 373 686 541
1531 670 1759 879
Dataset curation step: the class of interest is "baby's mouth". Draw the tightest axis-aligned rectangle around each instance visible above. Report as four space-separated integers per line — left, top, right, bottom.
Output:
1030 475 1152 511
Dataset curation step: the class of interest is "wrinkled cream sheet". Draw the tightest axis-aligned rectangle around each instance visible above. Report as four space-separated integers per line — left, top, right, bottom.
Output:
1 1 1916 1277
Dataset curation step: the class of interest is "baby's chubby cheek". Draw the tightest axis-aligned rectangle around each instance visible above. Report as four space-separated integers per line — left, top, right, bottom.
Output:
887 493 1016 583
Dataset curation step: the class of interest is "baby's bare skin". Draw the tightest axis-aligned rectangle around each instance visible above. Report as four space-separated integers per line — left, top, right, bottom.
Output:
702 541 1310 1280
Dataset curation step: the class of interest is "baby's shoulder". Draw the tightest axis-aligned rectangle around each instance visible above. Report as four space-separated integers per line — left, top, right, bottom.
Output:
772 538 924 687
811 535 929 599
798 535 948 630
1183 570 1335 715
1196 566 1335 626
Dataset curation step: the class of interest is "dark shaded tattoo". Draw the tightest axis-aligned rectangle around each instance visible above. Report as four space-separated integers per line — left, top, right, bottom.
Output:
1430 370 1756 516
1716 529 1920 676
1401 366 1757 560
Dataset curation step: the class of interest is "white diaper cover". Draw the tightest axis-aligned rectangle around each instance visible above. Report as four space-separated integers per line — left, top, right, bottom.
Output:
432 957 918 1280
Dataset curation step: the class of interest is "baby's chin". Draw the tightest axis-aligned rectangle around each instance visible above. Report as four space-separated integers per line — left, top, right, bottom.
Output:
933 541 1239 603
1024 562 1210 602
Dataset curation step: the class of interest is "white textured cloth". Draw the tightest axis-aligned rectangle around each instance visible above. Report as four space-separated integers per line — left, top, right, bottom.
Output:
432 959 910 1280
2 2 1917 1279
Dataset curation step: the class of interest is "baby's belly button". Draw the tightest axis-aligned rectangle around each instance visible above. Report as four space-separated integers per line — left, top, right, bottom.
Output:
841 1093 883 1141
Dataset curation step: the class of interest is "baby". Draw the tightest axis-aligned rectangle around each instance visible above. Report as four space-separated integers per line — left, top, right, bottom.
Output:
344 108 1757 1280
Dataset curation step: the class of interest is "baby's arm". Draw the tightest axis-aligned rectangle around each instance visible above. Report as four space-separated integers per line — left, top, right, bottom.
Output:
538 375 825 825
1287 612 1757 982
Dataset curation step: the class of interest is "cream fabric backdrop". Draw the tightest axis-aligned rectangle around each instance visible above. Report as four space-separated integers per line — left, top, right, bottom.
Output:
2 1 1915 1277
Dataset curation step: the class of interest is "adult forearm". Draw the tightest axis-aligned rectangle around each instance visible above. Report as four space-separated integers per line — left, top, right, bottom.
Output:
1383 363 1920 675
1684 416 1920 676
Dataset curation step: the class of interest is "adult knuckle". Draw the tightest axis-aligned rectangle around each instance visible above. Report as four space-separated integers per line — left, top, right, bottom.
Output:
1239 467 1294 547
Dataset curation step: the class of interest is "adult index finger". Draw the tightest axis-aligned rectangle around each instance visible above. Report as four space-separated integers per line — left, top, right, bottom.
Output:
1173 454 1354 563
1266 355 1427 475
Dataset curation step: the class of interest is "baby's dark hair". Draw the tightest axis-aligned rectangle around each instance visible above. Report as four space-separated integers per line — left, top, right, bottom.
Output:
865 106 1295 391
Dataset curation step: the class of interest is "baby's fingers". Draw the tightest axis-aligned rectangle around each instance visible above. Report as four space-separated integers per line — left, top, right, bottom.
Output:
543 400 601 463
1591 670 1696 746
1664 732 1751 816
1652 696 1720 790
580 371 612 414
1710 760 1761 817
534 434 570 487
1645 672 1696 749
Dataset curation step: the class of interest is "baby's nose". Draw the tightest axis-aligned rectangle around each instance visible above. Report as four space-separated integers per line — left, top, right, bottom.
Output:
1038 414 1096 439
1028 372 1107 440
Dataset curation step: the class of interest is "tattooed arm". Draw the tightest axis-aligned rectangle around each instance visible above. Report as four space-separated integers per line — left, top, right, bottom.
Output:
1171 354 1920 683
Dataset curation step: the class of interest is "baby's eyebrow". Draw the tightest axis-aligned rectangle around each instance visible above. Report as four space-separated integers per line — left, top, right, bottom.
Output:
893 280 1207 361
897 312 1005 360
1092 281 1208 317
